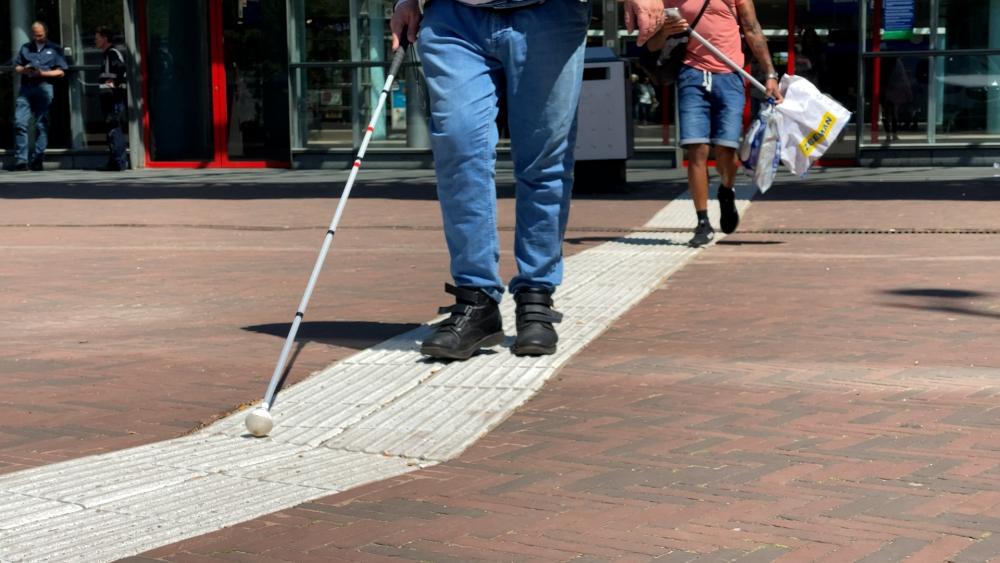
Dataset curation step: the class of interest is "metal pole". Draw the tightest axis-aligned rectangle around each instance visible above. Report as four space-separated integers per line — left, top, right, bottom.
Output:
349 0 361 148
927 0 938 144
405 49 431 148
61 0 86 149
11 0 33 95
604 0 619 54
123 0 145 167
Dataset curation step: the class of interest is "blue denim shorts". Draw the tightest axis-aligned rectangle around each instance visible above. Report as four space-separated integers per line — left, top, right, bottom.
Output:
677 64 746 149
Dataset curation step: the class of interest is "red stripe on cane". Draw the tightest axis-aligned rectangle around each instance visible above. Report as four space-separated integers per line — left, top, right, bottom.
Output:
367 126 374 132
353 160 361 168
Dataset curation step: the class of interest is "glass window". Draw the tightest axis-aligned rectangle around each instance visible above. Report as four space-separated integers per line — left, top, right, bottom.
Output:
941 0 1000 50
293 0 415 149
795 0 860 157
303 0 352 62
861 55 926 145
938 54 1000 141
300 67 356 145
221 0 291 162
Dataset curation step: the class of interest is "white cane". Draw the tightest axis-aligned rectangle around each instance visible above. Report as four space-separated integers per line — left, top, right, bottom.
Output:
664 7 769 95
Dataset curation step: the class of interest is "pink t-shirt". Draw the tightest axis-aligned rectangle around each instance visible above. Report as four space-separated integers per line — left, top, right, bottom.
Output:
665 0 747 74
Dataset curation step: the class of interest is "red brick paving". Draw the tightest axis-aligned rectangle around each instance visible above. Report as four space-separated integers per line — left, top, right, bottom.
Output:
7 172 1000 562
0 176 682 474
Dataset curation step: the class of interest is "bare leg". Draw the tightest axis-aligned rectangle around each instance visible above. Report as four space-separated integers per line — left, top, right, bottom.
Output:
714 145 738 189
687 143 710 212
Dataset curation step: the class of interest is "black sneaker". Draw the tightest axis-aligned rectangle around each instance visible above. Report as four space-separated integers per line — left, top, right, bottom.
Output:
689 220 715 248
12 161 28 172
512 288 563 356
421 284 504 361
28 160 43 172
718 186 740 234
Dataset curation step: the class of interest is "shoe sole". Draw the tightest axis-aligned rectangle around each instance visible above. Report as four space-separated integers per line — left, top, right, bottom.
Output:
511 343 557 356
420 331 505 361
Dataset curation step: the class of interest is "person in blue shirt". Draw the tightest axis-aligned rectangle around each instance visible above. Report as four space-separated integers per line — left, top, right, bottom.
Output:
12 22 68 171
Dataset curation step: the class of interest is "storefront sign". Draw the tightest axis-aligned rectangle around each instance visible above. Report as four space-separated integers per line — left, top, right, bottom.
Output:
883 0 915 40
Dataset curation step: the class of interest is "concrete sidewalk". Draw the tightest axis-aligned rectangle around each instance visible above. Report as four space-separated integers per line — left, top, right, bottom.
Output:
3 167 1000 562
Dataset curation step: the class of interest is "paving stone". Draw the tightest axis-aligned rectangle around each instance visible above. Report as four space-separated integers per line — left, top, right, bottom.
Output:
6 171 1000 562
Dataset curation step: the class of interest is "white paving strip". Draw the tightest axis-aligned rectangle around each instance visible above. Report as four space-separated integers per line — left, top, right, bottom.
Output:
0 185 754 562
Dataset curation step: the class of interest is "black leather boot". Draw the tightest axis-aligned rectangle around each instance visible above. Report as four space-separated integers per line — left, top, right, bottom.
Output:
420 284 504 360
512 288 563 356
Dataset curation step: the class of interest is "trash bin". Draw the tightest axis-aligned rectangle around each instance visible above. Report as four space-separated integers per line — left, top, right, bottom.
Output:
574 47 634 193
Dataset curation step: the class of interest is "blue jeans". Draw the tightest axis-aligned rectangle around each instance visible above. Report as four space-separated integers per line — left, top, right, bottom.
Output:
417 0 590 303
14 83 54 164
677 64 745 149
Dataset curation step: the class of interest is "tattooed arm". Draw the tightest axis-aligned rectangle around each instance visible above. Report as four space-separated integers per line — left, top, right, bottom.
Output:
737 0 783 102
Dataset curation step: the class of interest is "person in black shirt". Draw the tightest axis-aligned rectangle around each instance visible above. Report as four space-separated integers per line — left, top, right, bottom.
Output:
96 26 129 171
12 22 68 171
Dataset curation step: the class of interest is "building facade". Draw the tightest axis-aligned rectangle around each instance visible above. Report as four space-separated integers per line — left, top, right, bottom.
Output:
1 0 999 169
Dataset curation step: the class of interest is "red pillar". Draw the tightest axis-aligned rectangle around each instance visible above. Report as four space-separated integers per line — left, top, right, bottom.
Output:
871 0 883 143
787 0 795 75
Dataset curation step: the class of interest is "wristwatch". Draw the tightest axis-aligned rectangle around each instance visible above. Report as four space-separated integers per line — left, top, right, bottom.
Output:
765 73 780 81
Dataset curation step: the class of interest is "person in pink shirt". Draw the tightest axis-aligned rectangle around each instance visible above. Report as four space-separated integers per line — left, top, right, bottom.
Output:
648 0 782 246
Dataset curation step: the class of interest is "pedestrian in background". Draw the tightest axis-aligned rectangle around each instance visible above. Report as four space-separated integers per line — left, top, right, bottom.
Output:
12 22 67 172
96 26 129 171
648 0 782 247
631 74 641 121
637 76 656 124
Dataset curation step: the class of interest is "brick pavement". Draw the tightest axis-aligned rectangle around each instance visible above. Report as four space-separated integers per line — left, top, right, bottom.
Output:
0 172 684 474
125 172 1000 562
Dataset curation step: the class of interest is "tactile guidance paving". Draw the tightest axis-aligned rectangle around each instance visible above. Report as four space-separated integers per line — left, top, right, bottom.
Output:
0 185 754 562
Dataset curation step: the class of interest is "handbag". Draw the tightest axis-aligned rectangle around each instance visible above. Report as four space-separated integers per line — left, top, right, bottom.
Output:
639 0 712 87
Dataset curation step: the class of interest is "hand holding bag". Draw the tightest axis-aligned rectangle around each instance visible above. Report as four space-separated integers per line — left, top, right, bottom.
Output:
639 0 712 87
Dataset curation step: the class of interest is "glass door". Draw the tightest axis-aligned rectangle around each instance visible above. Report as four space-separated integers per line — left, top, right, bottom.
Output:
140 0 215 163
138 0 290 167
220 0 291 163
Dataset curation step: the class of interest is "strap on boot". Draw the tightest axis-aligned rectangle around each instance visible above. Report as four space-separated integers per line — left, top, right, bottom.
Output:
514 290 563 325
437 284 494 327
445 283 493 305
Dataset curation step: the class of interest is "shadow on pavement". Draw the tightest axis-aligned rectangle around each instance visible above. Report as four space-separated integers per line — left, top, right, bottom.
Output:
0 180 687 202
716 240 786 246
878 288 999 319
243 321 422 350
759 179 1000 202
885 289 989 298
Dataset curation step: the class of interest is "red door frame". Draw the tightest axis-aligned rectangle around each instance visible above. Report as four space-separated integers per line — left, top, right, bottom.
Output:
136 0 290 169
870 0 883 144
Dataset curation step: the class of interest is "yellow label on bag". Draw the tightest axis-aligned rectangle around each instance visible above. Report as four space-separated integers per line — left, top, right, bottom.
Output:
798 112 837 156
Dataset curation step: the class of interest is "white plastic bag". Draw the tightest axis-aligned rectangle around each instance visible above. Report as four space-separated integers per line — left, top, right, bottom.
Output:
774 75 851 177
739 103 781 193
